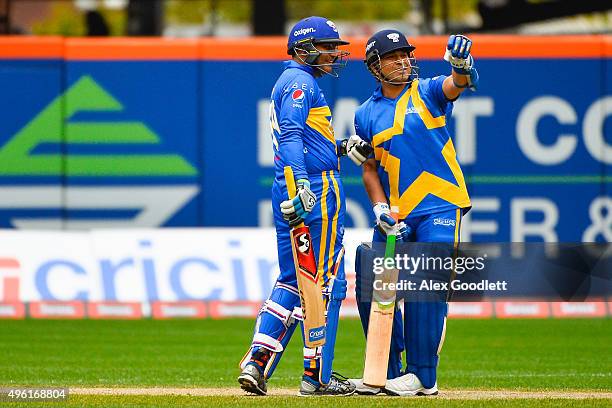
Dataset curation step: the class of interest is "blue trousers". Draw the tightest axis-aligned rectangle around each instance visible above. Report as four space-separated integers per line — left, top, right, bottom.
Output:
357 207 462 388
244 170 346 376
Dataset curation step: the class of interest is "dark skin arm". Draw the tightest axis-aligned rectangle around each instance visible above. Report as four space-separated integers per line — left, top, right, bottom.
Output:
442 70 470 100
362 158 387 205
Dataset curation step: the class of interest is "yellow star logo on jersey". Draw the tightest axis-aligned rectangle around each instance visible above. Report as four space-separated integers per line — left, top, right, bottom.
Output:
370 80 471 218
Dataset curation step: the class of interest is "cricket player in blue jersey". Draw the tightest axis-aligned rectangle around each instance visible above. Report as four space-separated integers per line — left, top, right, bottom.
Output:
237 16 371 397
349 30 479 396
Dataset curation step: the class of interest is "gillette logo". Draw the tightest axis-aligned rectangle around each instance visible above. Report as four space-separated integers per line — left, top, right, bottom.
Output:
294 27 316 36
309 326 326 341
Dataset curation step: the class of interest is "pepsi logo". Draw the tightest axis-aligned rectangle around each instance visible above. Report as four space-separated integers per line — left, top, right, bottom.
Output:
292 89 305 102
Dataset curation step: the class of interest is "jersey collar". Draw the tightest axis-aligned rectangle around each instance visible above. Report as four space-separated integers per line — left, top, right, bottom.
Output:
371 82 411 101
283 60 316 76
371 85 384 101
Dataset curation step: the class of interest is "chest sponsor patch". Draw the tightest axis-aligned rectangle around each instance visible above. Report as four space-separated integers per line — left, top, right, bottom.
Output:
292 89 305 103
433 217 456 227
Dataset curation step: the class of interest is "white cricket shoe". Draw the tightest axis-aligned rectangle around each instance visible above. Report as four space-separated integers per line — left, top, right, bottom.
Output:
346 378 383 395
384 373 438 396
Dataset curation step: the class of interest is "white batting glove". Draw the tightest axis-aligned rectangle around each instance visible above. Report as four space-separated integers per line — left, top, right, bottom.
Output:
340 135 374 166
280 179 317 227
373 202 397 236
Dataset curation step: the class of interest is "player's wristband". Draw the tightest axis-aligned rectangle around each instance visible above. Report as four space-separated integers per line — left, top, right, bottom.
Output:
452 77 470 89
339 139 348 156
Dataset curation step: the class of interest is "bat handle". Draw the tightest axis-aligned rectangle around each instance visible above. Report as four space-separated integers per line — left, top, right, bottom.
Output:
284 166 297 200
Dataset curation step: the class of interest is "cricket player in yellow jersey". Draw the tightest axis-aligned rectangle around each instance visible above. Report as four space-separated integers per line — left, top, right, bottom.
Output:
350 30 479 395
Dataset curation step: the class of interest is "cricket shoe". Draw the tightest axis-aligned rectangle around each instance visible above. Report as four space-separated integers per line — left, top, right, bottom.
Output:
346 378 383 395
298 372 356 396
238 363 267 396
384 373 438 396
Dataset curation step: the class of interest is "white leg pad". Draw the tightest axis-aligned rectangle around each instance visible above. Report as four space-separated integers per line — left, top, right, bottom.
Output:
262 299 293 326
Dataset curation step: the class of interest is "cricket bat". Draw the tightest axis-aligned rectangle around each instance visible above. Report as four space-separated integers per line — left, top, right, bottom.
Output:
284 166 326 348
362 206 400 387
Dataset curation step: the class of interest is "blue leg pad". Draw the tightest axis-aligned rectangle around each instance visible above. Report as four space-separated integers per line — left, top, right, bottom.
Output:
404 301 447 389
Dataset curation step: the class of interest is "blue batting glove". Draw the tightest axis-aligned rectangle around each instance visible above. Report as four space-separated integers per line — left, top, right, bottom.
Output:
444 34 474 75
467 67 479 91
379 212 396 227
444 34 478 91
396 221 412 242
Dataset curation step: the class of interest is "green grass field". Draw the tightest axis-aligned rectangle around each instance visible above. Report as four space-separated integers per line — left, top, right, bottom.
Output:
0 318 610 407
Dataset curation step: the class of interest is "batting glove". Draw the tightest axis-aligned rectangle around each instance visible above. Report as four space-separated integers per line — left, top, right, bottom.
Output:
281 179 317 227
373 202 397 236
444 34 479 91
340 135 374 166
396 221 412 242
444 34 473 74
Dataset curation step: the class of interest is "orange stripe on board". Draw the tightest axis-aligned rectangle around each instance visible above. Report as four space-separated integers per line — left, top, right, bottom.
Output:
452 34 608 59
199 37 289 60
605 35 612 58
0 35 609 60
0 36 63 59
349 35 611 59
65 38 200 60
198 36 382 60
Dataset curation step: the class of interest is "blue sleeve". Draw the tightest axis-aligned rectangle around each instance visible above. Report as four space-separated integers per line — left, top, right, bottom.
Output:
278 76 313 181
354 105 371 143
335 139 344 152
425 75 451 110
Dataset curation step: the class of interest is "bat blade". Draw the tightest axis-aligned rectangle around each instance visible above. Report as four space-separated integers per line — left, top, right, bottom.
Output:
362 265 399 387
283 165 326 348
363 208 399 387
290 226 326 347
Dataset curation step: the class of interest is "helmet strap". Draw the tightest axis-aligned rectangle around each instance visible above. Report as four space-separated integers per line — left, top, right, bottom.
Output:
293 42 348 78
367 52 418 85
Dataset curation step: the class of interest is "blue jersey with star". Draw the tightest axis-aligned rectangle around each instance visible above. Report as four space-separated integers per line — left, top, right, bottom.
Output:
270 61 341 182
355 76 471 219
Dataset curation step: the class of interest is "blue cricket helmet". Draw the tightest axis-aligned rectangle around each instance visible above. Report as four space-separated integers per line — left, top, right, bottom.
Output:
287 16 350 77
365 29 415 65
287 16 349 54
364 29 418 85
